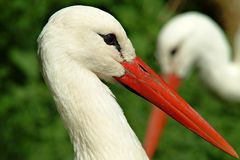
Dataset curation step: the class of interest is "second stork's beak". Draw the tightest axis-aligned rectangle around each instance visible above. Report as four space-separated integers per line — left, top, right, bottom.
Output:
115 56 238 158
165 73 181 90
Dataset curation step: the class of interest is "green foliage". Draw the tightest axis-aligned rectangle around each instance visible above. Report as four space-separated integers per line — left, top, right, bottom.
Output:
0 1 239 160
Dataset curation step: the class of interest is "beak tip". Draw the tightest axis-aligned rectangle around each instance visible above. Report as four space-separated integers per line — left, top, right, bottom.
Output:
230 149 239 159
221 142 239 158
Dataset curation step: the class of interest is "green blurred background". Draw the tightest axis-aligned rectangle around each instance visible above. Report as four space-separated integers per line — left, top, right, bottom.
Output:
0 0 239 160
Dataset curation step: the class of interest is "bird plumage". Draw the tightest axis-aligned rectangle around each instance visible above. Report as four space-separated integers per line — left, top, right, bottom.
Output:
38 7 238 160
158 12 240 101
38 6 148 160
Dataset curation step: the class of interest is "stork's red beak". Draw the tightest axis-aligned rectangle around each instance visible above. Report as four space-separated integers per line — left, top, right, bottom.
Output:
143 73 181 159
166 73 181 89
114 57 238 158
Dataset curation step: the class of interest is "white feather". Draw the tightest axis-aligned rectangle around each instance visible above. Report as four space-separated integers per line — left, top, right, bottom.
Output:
38 5 148 160
158 12 240 101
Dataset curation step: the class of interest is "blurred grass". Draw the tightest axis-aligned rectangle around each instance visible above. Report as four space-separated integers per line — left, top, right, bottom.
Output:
0 0 239 160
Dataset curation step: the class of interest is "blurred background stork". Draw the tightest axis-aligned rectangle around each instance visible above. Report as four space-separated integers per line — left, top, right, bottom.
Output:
144 11 240 160
0 0 239 160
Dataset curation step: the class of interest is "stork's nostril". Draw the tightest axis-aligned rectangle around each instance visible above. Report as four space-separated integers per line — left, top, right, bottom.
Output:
139 64 148 73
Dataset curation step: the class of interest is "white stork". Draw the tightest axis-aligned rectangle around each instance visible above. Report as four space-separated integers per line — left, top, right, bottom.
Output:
38 7 238 160
144 12 240 159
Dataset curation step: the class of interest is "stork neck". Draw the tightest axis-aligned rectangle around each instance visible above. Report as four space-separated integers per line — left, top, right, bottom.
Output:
43 59 148 160
197 48 240 101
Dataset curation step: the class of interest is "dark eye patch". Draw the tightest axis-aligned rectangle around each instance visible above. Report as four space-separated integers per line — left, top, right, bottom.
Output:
99 33 121 52
170 46 178 56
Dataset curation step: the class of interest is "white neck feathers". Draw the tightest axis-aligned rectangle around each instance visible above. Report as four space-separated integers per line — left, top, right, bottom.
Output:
41 54 148 160
196 28 240 102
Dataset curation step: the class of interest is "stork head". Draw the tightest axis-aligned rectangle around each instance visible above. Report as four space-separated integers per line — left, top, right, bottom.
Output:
38 7 238 158
157 12 230 82
38 6 136 82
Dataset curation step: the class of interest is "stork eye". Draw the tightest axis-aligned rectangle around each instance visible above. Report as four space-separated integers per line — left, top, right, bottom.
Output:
99 33 121 52
103 34 116 45
170 47 178 56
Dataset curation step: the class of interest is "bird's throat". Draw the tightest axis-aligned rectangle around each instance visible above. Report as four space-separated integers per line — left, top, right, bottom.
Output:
44 62 148 160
